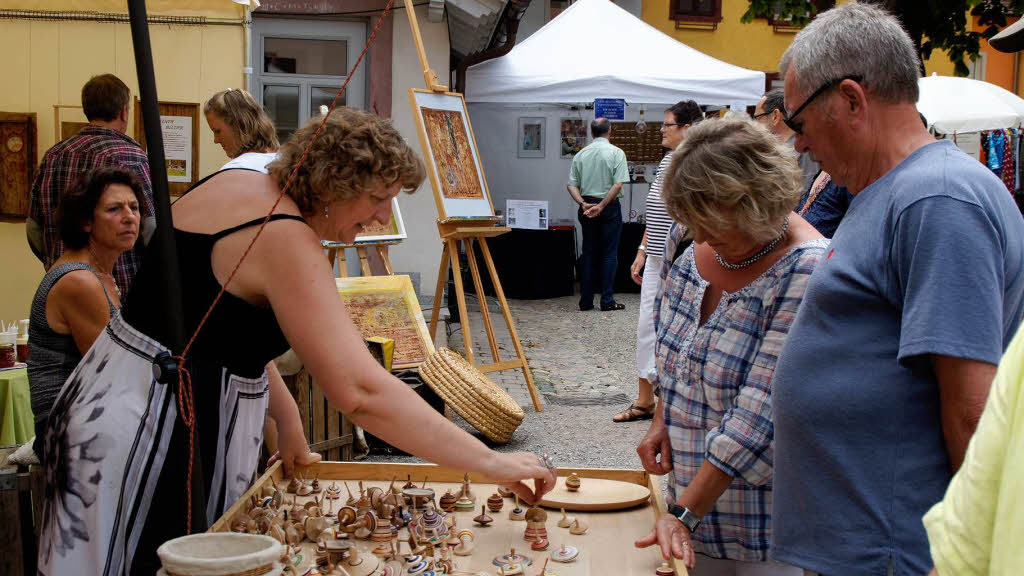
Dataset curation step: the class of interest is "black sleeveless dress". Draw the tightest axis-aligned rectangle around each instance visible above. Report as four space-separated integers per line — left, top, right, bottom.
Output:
37 169 308 576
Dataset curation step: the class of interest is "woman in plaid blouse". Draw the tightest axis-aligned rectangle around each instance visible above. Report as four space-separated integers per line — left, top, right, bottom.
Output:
635 119 827 575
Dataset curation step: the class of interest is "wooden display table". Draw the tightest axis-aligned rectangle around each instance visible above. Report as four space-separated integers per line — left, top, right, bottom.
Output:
211 461 687 575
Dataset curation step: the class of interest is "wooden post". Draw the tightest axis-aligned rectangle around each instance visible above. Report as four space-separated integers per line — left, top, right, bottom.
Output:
403 0 447 92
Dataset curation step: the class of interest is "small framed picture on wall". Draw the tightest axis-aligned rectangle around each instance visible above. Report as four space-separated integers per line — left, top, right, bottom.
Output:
517 117 545 158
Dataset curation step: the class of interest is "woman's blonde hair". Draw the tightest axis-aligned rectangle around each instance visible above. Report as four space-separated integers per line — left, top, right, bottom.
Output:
663 118 801 243
268 107 425 215
203 89 279 156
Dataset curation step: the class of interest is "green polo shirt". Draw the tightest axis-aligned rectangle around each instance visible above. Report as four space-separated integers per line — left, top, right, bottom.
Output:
568 137 629 199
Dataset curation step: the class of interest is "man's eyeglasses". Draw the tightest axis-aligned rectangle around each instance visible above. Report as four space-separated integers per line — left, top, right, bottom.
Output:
751 112 771 120
783 75 863 135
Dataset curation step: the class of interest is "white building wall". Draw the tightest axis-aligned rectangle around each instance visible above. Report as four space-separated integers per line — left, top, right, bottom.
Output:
388 4 451 297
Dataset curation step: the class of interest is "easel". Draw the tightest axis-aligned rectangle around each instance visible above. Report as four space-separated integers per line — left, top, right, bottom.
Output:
404 3 542 411
325 241 398 277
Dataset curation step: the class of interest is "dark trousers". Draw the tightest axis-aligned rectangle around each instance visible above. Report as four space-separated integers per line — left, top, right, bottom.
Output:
578 199 622 308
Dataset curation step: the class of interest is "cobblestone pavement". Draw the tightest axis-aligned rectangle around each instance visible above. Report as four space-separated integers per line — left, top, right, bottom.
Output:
368 292 654 470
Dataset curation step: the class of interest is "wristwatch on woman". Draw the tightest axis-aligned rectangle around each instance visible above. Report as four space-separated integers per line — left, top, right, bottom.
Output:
638 245 647 254
667 503 701 533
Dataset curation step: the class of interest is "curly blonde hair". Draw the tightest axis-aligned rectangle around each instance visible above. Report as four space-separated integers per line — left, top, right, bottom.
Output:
268 108 426 216
663 118 801 243
204 89 279 157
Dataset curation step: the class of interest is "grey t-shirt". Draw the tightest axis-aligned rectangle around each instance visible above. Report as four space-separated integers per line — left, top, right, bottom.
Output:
771 140 1024 576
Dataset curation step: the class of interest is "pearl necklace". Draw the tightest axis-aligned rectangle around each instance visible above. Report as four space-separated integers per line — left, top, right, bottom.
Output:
714 216 790 270
95 270 122 299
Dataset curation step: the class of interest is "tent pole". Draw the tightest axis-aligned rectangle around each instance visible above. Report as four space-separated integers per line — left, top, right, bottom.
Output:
126 0 186 356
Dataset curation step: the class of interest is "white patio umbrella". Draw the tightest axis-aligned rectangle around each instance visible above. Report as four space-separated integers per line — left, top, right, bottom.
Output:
918 73 1024 133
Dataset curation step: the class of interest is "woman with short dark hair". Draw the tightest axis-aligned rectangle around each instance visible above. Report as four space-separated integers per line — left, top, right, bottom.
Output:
27 165 142 458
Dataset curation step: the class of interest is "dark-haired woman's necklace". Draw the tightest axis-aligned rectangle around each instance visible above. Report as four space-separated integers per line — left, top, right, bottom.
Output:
95 270 122 300
715 216 790 270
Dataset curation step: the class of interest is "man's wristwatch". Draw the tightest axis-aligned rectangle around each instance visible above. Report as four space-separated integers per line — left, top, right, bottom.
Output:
667 503 701 533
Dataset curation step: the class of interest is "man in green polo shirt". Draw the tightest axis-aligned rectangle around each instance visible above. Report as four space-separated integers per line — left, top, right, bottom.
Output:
567 117 630 311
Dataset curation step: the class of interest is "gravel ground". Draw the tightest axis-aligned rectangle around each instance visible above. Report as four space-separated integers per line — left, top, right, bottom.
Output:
366 292 654 470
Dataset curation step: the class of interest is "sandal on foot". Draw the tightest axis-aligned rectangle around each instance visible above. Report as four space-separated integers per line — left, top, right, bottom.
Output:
612 403 655 422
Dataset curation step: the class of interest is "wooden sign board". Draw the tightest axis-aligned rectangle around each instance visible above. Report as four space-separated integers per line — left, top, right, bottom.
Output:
407 89 497 221
133 98 201 196
0 112 37 218
335 275 434 369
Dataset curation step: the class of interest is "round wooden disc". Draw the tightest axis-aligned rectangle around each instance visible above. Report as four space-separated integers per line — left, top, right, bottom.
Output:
538 477 651 511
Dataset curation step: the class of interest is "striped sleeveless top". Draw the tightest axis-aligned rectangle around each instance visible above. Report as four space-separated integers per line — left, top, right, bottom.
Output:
644 152 675 258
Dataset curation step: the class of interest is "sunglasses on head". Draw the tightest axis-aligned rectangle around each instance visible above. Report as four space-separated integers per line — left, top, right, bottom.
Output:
783 75 863 135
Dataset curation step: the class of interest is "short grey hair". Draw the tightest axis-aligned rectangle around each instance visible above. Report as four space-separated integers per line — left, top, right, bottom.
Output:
762 88 786 115
663 118 801 244
780 1 919 104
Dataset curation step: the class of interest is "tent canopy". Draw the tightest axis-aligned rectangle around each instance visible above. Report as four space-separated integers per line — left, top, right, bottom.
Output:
918 74 1024 133
464 0 765 105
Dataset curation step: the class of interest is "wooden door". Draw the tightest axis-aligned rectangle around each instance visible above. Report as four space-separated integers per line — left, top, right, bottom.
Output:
0 113 36 218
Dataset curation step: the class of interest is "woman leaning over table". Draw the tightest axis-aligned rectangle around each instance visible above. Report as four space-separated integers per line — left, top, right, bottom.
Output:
635 119 827 576
27 166 142 461
36 108 556 576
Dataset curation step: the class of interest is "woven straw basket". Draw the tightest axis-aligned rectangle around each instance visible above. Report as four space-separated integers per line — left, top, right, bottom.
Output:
419 348 525 444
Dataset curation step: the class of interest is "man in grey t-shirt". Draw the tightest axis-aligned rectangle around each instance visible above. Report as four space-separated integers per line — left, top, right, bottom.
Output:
770 4 1024 576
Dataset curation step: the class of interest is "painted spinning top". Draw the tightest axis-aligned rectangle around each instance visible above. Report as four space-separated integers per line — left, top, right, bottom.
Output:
439 490 458 512
412 505 449 542
473 505 493 526
325 482 342 500
531 537 550 551
565 473 581 492
492 548 533 568
655 561 675 575
509 495 526 521
550 544 579 563
455 493 475 511
487 492 505 512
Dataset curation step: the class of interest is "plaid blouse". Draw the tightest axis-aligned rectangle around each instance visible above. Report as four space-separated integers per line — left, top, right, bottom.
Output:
28 125 154 297
654 223 827 562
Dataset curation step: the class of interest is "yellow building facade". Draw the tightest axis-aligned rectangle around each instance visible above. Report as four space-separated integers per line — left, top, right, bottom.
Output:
641 0 1023 94
0 0 246 321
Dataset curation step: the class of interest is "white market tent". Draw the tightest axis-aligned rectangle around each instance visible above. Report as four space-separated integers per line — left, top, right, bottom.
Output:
918 73 1024 133
464 0 765 105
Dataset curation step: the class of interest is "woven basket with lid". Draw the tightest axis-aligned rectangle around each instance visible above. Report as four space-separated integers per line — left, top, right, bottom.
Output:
419 348 525 444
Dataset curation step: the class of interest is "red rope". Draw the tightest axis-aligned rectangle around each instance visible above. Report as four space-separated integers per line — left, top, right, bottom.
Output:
175 0 396 533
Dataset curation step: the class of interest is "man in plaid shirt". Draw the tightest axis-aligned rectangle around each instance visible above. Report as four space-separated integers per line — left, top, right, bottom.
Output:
27 73 155 299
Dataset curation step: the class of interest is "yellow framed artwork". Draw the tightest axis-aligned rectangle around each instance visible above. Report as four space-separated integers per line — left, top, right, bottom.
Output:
408 89 497 220
335 275 435 369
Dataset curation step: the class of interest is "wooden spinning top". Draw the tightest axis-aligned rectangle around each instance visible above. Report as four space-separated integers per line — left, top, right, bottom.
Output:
568 518 588 535
655 561 675 575
325 482 342 500
473 505 493 526
531 537 550 551
286 476 303 494
556 509 571 528
565 473 581 492
487 492 505 512
497 486 514 498
439 490 458 512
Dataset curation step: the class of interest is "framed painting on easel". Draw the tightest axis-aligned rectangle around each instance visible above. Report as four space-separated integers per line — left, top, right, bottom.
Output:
335 275 434 369
352 197 407 243
408 89 496 220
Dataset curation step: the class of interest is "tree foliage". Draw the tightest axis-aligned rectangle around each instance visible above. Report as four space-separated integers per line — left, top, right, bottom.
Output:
743 0 1024 76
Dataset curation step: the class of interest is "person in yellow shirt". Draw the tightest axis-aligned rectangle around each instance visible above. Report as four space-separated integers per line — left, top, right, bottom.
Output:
923 324 1024 575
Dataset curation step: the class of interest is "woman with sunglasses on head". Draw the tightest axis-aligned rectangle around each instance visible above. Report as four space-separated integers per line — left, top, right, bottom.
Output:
615 100 703 424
